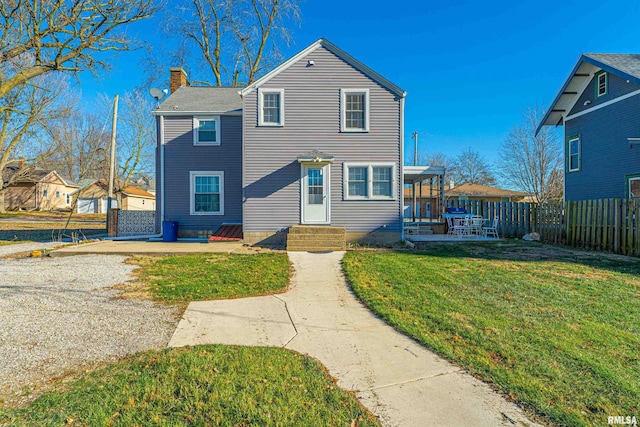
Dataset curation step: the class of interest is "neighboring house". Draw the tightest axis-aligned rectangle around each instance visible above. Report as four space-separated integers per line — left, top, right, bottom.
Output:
4 167 79 211
154 38 406 243
75 180 155 213
403 183 527 219
538 54 640 201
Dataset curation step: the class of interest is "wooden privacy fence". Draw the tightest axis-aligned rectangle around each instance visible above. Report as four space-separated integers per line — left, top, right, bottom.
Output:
446 198 640 257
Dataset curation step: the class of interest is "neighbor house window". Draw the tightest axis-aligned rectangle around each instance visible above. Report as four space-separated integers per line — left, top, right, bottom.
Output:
343 163 395 200
596 71 608 97
66 194 71 205
258 89 284 126
627 175 640 198
341 89 370 132
55 191 60 199
190 171 224 215
193 116 220 146
568 136 581 172
43 189 48 198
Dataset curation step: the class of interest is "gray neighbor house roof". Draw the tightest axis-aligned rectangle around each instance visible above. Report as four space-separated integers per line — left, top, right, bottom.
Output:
538 53 640 134
154 87 242 115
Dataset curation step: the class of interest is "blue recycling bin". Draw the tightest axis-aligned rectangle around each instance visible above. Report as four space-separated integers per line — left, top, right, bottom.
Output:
163 221 179 242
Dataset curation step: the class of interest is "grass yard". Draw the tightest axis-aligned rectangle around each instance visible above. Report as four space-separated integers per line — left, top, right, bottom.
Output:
130 253 291 303
343 242 640 427
0 345 379 427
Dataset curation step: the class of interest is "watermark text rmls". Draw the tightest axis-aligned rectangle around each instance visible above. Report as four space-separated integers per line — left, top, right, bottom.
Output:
608 416 637 426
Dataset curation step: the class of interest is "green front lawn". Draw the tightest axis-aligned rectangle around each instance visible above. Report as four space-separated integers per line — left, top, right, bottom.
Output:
132 253 291 303
0 345 379 426
343 242 640 426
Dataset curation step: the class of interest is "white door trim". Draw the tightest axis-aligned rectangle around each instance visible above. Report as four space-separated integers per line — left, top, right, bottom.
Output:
300 163 331 225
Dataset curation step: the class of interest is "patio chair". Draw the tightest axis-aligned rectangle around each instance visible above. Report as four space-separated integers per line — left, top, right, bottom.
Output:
451 217 470 239
483 216 499 239
446 216 456 237
468 216 485 236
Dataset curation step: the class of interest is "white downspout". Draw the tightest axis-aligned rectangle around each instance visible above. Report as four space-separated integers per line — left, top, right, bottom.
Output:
400 96 405 241
159 115 165 237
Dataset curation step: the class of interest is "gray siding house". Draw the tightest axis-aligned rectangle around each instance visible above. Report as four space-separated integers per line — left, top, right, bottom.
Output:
154 39 406 244
538 54 640 201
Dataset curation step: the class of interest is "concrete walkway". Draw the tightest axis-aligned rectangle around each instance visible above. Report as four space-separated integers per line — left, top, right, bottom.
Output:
169 251 542 427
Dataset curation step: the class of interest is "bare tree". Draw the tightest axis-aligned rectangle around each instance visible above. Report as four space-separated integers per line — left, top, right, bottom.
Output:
0 0 159 212
499 108 563 203
0 73 74 212
95 89 155 205
115 89 155 191
0 0 158 100
450 147 496 186
158 0 301 87
45 112 111 183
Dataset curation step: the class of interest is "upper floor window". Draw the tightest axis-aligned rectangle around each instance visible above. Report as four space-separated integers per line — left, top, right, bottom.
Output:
193 116 220 146
341 89 370 132
568 135 581 172
343 163 395 200
258 89 284 126
55 191 60 199
596 71 608 97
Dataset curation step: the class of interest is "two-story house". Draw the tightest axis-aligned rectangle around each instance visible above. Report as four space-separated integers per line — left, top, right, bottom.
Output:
538 54 640 201
153 39 406 247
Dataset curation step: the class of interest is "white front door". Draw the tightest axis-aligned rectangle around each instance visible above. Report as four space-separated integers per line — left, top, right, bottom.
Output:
302 164 330 224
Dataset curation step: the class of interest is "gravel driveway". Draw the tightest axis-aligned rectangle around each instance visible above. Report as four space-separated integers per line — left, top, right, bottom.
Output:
0 254 179 404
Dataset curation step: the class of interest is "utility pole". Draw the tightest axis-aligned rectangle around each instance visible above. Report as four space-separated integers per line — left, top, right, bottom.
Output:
412 131 418 166
106 95 119 231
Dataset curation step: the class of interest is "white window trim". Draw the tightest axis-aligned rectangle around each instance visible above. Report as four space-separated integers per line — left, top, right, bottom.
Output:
258 88 285 126
629 177 640 198
343 162 396 200
341 88 370 132
597 72 608 97
193 116 221 146
568 137 581 172
189 171 224 216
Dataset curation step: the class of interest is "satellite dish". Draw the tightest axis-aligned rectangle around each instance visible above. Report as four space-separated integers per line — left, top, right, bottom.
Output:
149 87 164 101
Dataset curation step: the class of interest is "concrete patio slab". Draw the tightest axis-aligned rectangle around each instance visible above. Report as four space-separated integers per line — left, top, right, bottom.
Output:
50 240 244 257
168 251 543 427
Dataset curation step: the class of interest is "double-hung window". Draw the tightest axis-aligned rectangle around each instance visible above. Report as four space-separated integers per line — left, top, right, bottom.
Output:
596 71 608 97
568 136 581 172
344 163 395 200
341 89 370 132
190 171 224 215
258 89 284 126
193 116 220 146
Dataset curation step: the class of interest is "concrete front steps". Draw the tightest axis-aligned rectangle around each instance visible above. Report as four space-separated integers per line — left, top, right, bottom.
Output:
287 225 346 252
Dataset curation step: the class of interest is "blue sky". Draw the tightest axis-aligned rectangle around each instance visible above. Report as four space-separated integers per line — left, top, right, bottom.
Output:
80 0 640 168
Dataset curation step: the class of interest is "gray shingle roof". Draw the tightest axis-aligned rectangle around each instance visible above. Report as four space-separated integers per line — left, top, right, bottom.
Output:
155 86 242 114
584 54 640 80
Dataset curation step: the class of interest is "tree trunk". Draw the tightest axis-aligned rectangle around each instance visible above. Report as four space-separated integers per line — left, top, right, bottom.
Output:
0 189 6 214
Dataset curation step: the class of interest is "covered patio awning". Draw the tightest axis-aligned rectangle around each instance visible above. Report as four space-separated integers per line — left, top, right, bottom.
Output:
404 165 446 184
403 165 447 224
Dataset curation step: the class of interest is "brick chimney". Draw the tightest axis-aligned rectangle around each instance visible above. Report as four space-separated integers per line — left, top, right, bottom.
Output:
169 68 188 93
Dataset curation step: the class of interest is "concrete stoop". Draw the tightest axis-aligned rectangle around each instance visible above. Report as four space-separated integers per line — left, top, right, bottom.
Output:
287 225 346 251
